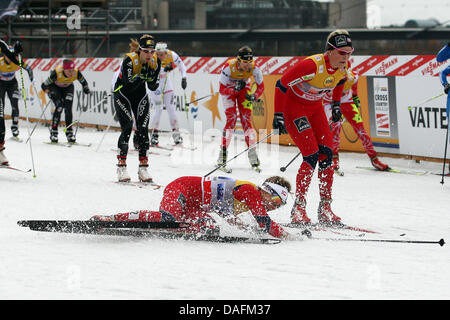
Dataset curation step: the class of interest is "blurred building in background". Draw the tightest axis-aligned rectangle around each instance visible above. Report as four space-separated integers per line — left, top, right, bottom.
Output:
0 0 448 58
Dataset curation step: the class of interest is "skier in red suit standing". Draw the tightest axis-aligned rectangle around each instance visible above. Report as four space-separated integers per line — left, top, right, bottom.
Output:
273 29 353 226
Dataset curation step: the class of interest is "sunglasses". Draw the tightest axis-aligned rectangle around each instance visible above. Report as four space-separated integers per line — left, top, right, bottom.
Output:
238 57 253 63
327 42 354 56
140 47 155 54
263 185 287 205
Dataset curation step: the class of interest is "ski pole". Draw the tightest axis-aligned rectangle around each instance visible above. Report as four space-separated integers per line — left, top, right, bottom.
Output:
25 100 51 144
186 92 217 106
18 55 36 178
204 132 275 178
317 237 445 246
441 95 450 184
96 108 117 152
407 93 444 110
184 89 195 149
280 152 301 172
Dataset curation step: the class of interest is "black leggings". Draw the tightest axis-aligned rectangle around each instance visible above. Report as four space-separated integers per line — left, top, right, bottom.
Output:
0 80 20 126
114 87 150 157
47 84 74 132
0 80 20 142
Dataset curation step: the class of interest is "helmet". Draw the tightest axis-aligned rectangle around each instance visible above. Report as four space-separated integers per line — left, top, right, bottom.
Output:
237 46 253 63
139 35 156 50
155 42 168 52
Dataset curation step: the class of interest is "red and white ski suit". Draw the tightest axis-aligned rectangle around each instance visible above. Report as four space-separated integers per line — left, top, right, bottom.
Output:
111 176 287 239
274 54 349 202
219 59 264 148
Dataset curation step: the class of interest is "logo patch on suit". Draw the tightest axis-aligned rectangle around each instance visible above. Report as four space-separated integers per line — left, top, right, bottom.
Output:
293 116 311 133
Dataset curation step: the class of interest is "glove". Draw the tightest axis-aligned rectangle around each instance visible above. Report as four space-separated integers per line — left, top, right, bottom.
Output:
142 64 159 82
245 93 256 101
13 41 23 54
164 62 173 72
352 95 360 108
234 80 246 92
147 78 159 91
444 83 450 95
83 86 90 95
27 68 34 82
272 112 288 135
181 77 187 90
331 101 342 123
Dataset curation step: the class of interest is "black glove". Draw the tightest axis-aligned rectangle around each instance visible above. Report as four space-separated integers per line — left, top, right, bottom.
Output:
181 77 187 90
83 86 90 95
444 83 450 95
13 41 23 55
142 62 160 82
41 82 48 92
273 112 288 135
352 95 360 108
164 62 173 72
245 93 256 101
331 101 342 123
27 68 34 82
234 80 246 92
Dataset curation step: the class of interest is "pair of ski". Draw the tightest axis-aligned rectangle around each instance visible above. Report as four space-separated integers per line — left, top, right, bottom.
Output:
282 222 445 246
17 219 280 244
216 164 262 174
151 144 197 152
115 180 163 190
44 141 92 148
111 148 171 157
282 221 378 238
335 166 433 176
0 164 31 173
9 136 23 143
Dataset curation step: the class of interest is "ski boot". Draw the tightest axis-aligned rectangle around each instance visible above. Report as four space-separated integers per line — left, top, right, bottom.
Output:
117 155 130 182
11 125 19 138
317 199 342 227
291 198 311 225
248 147 261 172
65 128 76 144
172 130 183 145
332 154 344 176
138 156 153 182
50 127 58 143
0 142 9 166
150 130 159 146
370 156 389 171
216 146 231 173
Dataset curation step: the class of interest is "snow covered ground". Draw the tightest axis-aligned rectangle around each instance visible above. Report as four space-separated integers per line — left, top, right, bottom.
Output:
1 119 449 300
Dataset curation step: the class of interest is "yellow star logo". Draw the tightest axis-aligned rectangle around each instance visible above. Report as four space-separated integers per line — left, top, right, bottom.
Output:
202 82 221 127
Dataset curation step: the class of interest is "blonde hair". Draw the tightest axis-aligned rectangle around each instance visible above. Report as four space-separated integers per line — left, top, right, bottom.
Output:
128 34 154 53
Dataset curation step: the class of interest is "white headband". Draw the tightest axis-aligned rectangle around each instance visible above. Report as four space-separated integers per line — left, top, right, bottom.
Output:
262 182 289 204
155 42 168 52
